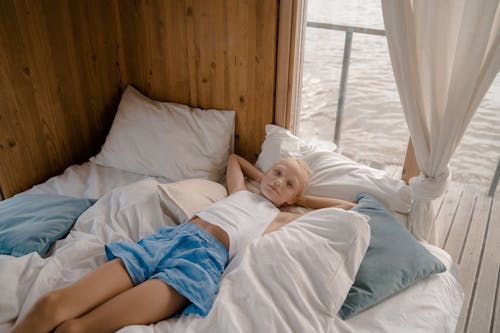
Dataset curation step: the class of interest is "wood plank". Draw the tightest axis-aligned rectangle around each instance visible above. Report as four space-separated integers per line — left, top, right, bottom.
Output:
85 0 124 136
42 0 92 161
14 1 65 171
0 0 56 196
453 191 492 333
435 182 464 248
153 0 190 102
46 0 123 158
492 264 500 333
274 0 293 128
444 187 477 262
187 0 227 109
184 0 278 161
184 0 197 107
222 0 249 141
401 138 419 184
116 0 150 94
117 0 190 103
0 0 27 197
466 193 500 332
284 0 306 131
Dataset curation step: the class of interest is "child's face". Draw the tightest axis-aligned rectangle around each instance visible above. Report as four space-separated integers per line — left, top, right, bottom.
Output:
260 159 307 207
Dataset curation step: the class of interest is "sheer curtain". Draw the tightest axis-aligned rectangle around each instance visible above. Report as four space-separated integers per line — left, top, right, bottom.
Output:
381 0 500 244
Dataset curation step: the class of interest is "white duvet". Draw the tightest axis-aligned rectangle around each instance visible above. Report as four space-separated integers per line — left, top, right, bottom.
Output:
0 176 463 333
0 178 373 333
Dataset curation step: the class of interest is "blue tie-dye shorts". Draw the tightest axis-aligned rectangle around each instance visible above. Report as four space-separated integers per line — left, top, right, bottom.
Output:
105 223 229 317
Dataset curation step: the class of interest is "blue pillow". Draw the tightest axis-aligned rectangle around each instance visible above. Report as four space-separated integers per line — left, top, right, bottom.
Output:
0 194 96 257
339 193 446 319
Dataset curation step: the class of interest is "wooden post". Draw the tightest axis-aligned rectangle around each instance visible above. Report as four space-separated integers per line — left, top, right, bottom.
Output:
275 0 306 132
402 138 420 184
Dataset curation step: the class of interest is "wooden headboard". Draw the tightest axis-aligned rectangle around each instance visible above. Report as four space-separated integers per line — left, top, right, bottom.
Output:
0 0 281 198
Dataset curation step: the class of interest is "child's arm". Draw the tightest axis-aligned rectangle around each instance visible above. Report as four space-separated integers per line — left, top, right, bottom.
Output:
296 194 356 210
226 154 264 194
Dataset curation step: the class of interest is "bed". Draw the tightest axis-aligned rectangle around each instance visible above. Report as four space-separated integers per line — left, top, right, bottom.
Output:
0 86 463 333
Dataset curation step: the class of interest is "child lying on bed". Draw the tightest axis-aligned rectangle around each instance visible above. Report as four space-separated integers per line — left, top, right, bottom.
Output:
10 154 355 333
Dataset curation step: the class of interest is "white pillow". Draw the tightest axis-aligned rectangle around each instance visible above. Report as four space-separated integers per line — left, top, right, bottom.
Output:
255 124 319 171
256 124 411 213
92 86 236 182
157 179 227 223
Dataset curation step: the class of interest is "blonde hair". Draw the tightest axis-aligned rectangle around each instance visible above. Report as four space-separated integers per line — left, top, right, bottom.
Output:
283 157 311 195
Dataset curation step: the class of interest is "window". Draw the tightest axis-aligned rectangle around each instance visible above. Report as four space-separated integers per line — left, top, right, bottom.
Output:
297 0 500 190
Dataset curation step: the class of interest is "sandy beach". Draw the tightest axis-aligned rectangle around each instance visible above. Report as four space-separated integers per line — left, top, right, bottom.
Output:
299 0 500 190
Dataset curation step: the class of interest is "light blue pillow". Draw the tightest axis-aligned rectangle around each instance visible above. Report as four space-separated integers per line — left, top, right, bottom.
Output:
0 194 96 257
339 193 446 319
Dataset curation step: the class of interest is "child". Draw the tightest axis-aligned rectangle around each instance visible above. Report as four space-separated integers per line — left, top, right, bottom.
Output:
10 154 354 333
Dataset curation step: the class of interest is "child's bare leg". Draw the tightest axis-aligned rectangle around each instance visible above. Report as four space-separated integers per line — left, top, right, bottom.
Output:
54 279 189 333
9 259 133 333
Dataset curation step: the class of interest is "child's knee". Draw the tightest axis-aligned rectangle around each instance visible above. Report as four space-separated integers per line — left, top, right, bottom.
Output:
36 290 66 322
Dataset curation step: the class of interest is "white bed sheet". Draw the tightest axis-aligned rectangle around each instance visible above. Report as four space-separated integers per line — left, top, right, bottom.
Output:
1 161 464 333
23 161 167 199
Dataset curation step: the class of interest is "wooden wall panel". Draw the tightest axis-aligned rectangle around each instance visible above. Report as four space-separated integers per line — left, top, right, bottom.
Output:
185 0 278 160
116 0 191 103
0 0 279 198
0 0 124 198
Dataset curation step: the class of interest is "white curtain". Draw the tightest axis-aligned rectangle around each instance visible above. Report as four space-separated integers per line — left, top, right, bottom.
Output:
381 0 500 244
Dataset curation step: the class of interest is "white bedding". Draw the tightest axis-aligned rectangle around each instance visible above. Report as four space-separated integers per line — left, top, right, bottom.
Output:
23 161 159 199
0 162 464 333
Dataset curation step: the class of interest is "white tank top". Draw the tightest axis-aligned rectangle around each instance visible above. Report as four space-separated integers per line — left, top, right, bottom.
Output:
195 190 279 260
